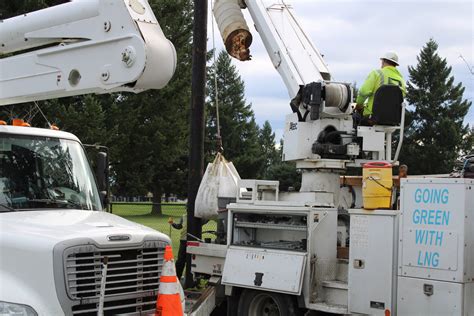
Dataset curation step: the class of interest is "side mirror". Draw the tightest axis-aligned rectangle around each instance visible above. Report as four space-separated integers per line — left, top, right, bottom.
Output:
96 152 109 207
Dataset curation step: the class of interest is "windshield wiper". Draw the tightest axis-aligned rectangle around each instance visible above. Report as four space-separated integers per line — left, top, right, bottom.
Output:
27 198 87 210
0 204 16 212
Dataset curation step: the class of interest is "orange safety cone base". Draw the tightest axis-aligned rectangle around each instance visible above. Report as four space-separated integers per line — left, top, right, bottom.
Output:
155 294 182 316
155 245 183 316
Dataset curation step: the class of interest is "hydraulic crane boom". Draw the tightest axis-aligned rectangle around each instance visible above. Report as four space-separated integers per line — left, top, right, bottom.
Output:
213 0 351 120
0 0 176 106
216 0 331 97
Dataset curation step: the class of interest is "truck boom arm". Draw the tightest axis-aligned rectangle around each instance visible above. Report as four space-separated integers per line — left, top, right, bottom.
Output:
243 0 331 98
213 0 351 120
0 0 176 106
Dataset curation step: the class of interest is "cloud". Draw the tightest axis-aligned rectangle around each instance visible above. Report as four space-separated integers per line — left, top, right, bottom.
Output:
249 97 292 124
232 53 277 78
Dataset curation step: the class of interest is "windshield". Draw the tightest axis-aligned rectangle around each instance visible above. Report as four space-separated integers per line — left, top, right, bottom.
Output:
0 133 102 211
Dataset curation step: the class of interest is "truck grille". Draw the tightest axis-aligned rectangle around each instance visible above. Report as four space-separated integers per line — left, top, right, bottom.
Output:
64 242 166 315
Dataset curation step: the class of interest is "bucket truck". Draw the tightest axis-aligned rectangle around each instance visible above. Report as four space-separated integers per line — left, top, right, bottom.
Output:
185 1 473 315
0 1 181 315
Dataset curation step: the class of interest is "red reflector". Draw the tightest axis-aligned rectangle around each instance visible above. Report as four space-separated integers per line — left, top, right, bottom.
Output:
192 254 196 260
187 241 200 247
385 309 391 316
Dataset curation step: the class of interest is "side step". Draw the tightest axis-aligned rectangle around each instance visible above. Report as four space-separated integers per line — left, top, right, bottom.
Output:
309 259 349 314
308 302 348 315
322 280 348 308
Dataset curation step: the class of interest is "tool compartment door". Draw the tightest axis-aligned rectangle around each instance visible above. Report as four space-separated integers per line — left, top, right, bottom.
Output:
221 246 306 295
397 277 465 316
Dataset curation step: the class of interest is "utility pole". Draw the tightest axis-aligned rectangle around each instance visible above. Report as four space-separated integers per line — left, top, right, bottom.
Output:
185 0 207 289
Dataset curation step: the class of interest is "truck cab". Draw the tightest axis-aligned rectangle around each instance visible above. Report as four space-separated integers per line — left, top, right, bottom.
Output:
0 124 173 316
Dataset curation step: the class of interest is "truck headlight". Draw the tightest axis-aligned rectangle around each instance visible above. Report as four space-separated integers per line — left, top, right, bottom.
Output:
0 301 37 316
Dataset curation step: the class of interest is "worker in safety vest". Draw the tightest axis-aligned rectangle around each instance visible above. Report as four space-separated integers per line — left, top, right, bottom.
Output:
354 52 406 125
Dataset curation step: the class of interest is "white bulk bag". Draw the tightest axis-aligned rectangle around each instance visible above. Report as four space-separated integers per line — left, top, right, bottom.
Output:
194 153 240 219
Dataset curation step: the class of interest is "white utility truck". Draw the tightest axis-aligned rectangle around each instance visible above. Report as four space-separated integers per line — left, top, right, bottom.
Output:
186 1 474 315
0 1 179 315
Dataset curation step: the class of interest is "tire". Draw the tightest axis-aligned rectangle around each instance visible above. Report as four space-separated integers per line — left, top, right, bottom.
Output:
237 289 299 316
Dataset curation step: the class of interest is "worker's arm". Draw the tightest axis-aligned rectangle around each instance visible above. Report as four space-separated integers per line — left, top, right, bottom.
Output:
356 70 379 108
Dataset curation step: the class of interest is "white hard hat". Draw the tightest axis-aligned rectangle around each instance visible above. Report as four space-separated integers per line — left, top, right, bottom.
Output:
381 52 399 66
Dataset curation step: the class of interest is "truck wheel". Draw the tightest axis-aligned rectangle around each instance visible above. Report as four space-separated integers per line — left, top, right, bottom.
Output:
237 289 299 316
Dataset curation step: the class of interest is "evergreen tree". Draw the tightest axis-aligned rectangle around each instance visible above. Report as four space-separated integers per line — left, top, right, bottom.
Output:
113 0 193 213
0 0 44 19
206 51 264 179
467 128 474 155
0 0 70 19
258 121 280 178
400 39 472 174
352 82 359 102
0 95 109 147
266 140 301 191
49 95 109 144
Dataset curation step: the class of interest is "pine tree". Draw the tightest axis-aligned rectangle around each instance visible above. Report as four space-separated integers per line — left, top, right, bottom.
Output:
0 0 45 19
258 121 280 178
266 140 301 191
52 95 108 144
400 39 472 174
206 51 264 179
352 82 359 102
467 128 474 155
115 0 193 213
0 0 73 19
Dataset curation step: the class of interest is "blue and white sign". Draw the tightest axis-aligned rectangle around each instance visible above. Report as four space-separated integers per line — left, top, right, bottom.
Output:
399 179 472 281
403 187 458 270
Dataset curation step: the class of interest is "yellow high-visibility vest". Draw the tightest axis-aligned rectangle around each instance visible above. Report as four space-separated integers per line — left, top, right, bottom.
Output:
356 66 406 116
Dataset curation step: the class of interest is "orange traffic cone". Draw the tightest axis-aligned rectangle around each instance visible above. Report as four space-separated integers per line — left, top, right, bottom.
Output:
155 245 183 316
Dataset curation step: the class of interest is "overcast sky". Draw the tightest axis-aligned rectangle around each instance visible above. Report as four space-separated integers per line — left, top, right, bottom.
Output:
206 0 473 141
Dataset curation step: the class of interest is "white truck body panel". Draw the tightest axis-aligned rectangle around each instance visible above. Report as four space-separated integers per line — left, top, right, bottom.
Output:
348 209 399 315
397 277 465 315
282 113 354 162
397 178 473 316
188 243 227 276
222 246 306 295
223 198 339 312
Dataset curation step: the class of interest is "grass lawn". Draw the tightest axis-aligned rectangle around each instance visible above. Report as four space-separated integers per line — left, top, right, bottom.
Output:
111 202 216 257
